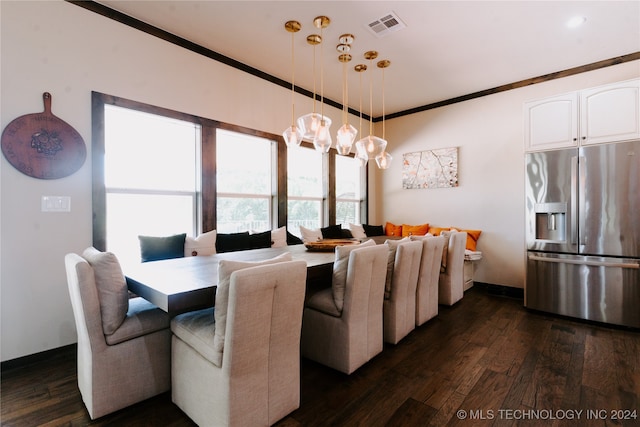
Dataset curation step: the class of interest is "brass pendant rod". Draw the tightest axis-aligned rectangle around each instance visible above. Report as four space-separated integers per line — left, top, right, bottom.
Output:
290 27 296 126
344 57 350 125
363 51 378 136
339 53 352 125
359 70 363 136
306 34 321 115
313 16 330 122
377 59 391 140
285 20 301 129
368 58 373 136
312 42 317 114
342 59 347 124
381 63 385 139
355 64 367 138
338 34 353 127
319 26 325 120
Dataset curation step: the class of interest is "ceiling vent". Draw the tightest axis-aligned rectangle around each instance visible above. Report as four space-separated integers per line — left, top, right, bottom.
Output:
366 12 406 38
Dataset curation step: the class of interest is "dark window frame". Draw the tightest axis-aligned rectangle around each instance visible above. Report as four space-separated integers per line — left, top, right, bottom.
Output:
91 91 366 251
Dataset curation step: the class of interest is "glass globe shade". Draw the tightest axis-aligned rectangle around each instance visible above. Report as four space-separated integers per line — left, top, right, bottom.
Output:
298 113 331 142
355 135 387 159
375 151 393 169
336 123 357 155
312 120 332 152
282 125 303 147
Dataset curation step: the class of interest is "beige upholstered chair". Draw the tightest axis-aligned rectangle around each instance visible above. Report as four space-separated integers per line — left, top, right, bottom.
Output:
64 249 171 420
438 231 468 306
171 258 307 427
383 240 423 344
412 235 446 326
301 242 388 374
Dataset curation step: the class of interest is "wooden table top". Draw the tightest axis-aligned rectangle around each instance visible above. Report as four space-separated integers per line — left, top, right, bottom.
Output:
124 244 336 315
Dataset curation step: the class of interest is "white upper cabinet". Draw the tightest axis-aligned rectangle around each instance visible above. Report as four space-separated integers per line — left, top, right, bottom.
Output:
524 93 579 151
524 78 640 151
580 79 640 145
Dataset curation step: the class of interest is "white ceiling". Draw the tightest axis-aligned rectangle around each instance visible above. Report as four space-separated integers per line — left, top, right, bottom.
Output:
93 1 639 117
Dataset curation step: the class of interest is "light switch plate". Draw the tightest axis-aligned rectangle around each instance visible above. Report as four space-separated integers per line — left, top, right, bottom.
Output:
41 196 71 212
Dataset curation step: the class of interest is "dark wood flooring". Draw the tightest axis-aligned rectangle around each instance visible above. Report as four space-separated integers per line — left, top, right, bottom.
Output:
2 285 639 426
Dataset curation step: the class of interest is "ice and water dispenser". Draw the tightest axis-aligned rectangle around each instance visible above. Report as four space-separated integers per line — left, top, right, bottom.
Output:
534 202 567 242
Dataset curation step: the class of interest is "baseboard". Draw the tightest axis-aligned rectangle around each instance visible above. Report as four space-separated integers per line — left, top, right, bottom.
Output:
1 343 76 372
473 282 524 299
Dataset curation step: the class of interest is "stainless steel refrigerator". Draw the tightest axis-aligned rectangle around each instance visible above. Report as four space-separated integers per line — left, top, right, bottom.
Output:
525 140 640 328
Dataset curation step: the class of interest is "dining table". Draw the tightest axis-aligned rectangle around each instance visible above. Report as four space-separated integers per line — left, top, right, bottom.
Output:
124 243 339 316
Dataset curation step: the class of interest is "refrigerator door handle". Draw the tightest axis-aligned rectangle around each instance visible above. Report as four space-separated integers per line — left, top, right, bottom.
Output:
570 156 578 245
578 155 586 246
528 254 640 269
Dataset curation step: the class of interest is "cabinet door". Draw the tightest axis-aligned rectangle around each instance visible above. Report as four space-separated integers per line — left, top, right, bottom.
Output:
580 79 640 145
524 93 578 152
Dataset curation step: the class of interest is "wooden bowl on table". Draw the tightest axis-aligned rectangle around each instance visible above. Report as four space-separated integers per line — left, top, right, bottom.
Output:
304 239 360 252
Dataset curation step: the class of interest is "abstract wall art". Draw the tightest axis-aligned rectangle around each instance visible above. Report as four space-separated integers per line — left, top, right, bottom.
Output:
402 147 458 189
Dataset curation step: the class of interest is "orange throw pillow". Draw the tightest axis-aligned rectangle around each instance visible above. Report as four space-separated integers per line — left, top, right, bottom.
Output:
402 223 429 237
385 222 403 237
451 227 482 251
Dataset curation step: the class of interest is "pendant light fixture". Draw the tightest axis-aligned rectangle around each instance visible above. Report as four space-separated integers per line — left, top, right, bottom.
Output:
281 14 392 168
355 50 387 165
282 20 302 147
375 59 393 169
297 16 332 148
354 63 367 166
311 16 332 152
296 33 321 141
336 34 357 155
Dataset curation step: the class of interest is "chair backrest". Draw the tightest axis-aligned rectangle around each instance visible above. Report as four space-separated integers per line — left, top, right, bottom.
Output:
389 241 423 301
222 260 307 425
438 231 467 306
67 251 172 420
341 244 388 360
415 235 445 325
65 254 108 351
385 240 423 344
446 231 467 282
64 253 107 408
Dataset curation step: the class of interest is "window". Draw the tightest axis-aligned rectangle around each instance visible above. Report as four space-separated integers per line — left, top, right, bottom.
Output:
216 129 276 233
92 92 367 256
287 145 325 237
335 154 364 227
103 105 200 262
287 147 366 237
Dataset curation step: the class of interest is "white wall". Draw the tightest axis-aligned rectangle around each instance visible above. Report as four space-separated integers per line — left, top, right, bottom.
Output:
0 0 344 362
1 1 638 361
372 61 640 288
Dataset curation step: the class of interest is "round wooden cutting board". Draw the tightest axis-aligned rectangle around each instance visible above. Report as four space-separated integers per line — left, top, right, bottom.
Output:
1 92 86 179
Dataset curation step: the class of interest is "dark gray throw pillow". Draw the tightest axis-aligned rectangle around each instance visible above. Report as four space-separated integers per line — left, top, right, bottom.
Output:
286 231 303 245
249 230 272 249
139 233 187 263
321 224 344 239
216 231 251 253
363 224 385 237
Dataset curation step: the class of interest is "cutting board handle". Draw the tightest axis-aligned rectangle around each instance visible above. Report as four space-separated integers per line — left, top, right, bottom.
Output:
42 92 52 114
